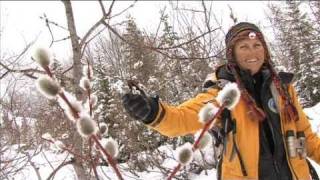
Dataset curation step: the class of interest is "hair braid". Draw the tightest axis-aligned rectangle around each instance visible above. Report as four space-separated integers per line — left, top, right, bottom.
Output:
267 64 299 122
227 63 266 122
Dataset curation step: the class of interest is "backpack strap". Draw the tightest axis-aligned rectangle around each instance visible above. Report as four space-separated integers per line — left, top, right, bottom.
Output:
210 109 248 178
307 158 320 180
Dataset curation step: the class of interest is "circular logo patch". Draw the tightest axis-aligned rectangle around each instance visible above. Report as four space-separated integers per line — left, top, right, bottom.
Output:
248 32 256 39
268 98 278 114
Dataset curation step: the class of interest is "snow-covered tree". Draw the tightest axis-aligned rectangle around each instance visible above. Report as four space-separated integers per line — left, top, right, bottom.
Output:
268 1 320 106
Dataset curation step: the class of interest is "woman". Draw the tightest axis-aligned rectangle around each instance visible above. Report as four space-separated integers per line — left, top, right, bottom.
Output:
122 22 320 180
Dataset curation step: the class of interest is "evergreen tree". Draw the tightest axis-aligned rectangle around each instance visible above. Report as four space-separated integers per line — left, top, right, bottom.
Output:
268 1 320 106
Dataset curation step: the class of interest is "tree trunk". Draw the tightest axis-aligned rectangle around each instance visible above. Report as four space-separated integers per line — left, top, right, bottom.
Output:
62 1 88 179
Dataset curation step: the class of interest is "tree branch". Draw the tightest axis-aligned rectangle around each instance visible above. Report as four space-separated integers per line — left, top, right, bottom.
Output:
79 0 115 57
0 61 44 79
46 160 74 180
101 21 223 60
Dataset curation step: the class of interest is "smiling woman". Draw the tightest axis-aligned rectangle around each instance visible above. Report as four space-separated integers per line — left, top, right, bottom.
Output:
233 34 265 75
122 22 320 180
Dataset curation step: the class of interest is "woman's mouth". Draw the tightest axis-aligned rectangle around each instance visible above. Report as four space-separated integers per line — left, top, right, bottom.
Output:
246 59 259 63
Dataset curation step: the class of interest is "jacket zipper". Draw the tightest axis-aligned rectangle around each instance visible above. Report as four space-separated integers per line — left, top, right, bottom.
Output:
267 120 281 179
261 79 282 179
273 158 281 180
261 77 291 180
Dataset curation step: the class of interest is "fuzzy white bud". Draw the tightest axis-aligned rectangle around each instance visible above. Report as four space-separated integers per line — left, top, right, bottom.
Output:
54 140 65 150
80 77 91 90
216 83 241 110
175 143 194 165
194 131 212 150
90 94 98 107
33 47 52 68
36 76 60 99
64 100 82 122
100 137 119 158
198 103 219 124
99 122 108 136
41 133 54 141
70 100 82 113
58 91 82 121
61 133 69 139
76 113 98 137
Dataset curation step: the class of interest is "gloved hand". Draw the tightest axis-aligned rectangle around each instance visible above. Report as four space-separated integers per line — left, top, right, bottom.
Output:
122 93 159 124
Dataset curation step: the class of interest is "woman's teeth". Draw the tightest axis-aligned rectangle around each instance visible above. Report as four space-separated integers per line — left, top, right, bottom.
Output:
246 59 258 63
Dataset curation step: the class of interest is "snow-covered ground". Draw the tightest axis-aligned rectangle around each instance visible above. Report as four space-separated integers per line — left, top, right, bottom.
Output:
2 102 320 180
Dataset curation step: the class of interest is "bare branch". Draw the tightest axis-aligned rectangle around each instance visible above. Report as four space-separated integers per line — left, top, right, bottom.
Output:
46 160 74 180
25 152 42 180
53 36 71 43
98 0 107 17
106 0 115 17
81 27 107 58
156 27 220 50
79 0 115 57
101 20 223 60
40 14 73 47
153 7 167 43
109 1 137 19
201 0 211 33
40 14 69 31
0 61 44 79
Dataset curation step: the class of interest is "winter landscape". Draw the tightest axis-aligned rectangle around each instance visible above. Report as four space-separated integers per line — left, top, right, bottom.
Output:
1 1 320 180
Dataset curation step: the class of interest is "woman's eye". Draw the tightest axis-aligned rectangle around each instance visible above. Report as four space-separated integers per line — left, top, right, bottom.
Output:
240 45 248 49
254 43 262 47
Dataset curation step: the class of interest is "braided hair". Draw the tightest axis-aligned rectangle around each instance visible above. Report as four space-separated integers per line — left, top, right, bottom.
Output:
225 22 298 122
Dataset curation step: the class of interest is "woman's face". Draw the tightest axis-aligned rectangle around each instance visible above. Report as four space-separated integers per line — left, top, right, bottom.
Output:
234 38 265 75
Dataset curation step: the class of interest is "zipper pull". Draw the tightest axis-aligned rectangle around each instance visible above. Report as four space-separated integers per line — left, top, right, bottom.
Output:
273 159 280 173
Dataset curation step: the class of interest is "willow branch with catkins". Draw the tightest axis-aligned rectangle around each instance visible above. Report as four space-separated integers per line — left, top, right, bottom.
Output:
33 48 124 180
167 82 241 180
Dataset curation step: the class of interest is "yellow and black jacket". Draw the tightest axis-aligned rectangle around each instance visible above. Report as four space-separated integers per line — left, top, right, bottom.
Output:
147 64 320 180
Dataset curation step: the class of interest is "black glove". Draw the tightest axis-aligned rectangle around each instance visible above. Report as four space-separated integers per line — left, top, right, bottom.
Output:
122 93 159 124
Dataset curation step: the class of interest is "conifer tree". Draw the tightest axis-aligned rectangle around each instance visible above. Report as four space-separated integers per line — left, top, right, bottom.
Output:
268 1 320 106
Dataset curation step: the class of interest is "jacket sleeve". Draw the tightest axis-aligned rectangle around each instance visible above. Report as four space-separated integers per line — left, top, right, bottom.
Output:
147 88 219 137
289 85 320 163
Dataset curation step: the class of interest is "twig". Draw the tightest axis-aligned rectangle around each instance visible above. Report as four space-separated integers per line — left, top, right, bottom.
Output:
101 21 223 60
89 137 99 180
109 1 137 19
41 138 89 162
167 103 226 180
37 61 124 179
46 160 74 180
25 152 42 180
156 27 220 50
42 151 55 170
103 0 115 18
91 135 124 180
79 0 115 57
0 61 45 79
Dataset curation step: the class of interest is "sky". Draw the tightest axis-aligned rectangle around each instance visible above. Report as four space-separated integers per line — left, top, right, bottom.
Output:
0 1 273 97
2 2 320 179
0 1 271 59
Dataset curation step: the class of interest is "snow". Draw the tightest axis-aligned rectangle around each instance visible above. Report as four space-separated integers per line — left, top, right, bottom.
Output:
110 80 126 94
3 102 320 180
133 61 143 69
9 116 37 128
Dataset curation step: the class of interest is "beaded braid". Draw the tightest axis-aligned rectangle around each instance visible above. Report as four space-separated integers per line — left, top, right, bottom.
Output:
255 31 298 122
266 63 299 122
227 63 266 122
